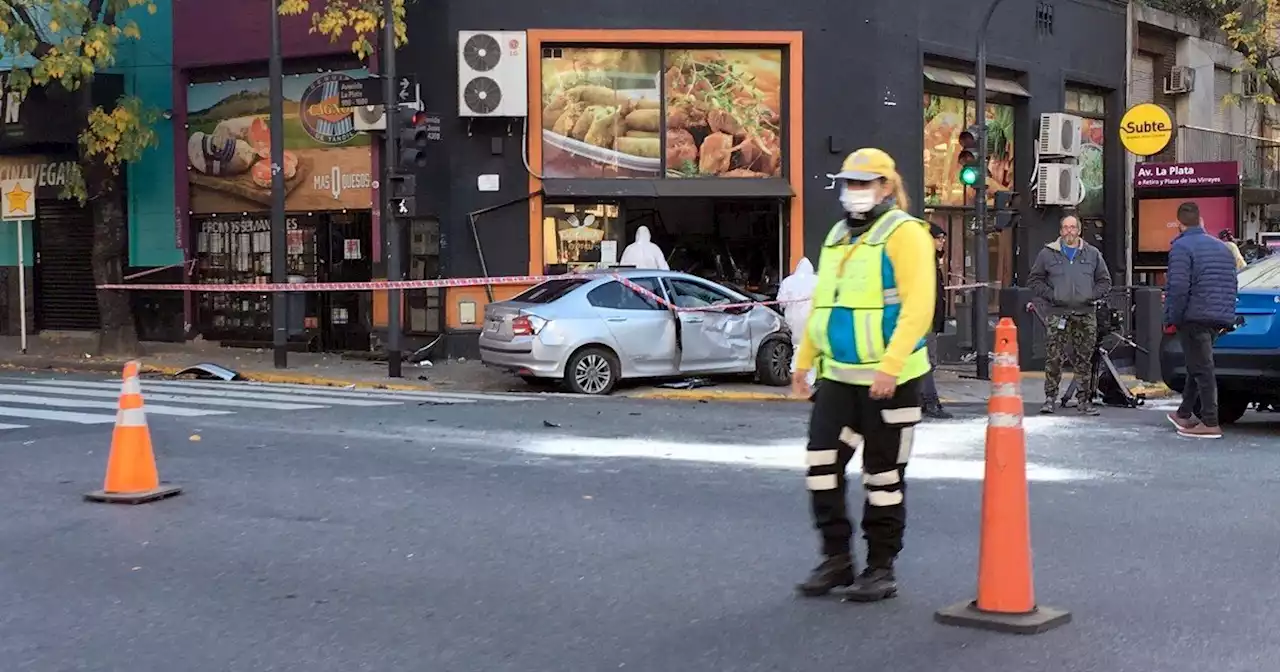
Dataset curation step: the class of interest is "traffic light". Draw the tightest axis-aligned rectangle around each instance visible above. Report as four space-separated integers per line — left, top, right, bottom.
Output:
957 124 983 187
993 190 1019 231
396 107 428 170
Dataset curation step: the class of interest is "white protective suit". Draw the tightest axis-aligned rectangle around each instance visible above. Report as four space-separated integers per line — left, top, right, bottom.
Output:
619 226 669 270
777 257 817 378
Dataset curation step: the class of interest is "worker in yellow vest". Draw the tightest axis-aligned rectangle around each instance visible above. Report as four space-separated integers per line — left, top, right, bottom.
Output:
793 148 936 602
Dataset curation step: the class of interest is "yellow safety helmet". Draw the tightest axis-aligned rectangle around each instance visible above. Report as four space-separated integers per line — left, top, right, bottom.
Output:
828 148 897 183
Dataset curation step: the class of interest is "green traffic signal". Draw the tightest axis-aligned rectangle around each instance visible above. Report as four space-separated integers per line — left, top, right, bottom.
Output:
959 163 980 186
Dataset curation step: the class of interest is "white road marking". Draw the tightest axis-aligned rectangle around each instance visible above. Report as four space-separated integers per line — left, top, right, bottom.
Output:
24 380 400 407
136 379 540 402
0 406 117 424
0 393 232 417
0 383 326 410
519 417 1095 482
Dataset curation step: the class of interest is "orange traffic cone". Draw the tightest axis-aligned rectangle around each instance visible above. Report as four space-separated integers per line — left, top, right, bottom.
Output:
934 318 1070 635
84 361 183 505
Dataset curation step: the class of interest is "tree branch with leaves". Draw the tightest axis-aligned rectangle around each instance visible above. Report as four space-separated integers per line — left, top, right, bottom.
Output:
1146 0 1280 105
278 0 408 60
0 0 161 354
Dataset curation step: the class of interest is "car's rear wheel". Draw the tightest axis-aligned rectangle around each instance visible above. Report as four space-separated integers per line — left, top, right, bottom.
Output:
564 347 620 395
755 337 792 387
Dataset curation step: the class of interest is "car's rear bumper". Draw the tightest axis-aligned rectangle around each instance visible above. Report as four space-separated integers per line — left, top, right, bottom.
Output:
1160 334 1280 397
478 336 570 378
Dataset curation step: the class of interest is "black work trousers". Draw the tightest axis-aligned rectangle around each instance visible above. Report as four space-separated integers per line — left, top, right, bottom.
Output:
805 376 922 568
1176 323 1220 426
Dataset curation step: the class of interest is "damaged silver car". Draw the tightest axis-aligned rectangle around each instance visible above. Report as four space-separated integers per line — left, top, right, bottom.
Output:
478 269 793 395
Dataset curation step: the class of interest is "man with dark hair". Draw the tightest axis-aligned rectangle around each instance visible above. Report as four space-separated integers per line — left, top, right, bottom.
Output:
1165 201 1239 439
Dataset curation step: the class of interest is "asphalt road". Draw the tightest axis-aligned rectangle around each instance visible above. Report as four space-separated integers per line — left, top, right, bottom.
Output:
2 373 1279 671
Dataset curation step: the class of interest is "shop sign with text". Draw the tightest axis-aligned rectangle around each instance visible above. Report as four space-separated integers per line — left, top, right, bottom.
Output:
0 155 79 198
1134 161 1239 189
186 70 374 214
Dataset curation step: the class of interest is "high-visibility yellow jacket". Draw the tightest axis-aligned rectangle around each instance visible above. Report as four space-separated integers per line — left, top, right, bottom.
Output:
795 209 936 385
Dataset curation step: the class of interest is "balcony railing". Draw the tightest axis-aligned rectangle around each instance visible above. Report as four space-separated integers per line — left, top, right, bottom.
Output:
1176 125 1280 191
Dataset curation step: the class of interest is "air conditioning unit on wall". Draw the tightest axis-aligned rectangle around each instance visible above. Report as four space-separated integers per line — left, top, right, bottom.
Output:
1164 66 1194 95
457 30 529 118
1035 163 1082 206
1039 112 1082 157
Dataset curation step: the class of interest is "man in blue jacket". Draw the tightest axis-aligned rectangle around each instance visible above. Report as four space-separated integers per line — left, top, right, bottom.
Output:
1165 202 1240 439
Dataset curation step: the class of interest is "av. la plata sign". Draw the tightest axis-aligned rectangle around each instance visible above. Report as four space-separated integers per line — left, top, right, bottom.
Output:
1119 103 1174 156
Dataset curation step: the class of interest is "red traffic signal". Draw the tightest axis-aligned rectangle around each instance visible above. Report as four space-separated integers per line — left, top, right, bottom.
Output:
956 124 982 165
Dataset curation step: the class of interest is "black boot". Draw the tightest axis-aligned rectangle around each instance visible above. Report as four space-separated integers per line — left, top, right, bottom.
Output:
843 566 897 602
796 554 855 597
923 401 953 420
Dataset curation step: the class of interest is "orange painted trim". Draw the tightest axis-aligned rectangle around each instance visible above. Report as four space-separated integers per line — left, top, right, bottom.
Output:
525 29 805 276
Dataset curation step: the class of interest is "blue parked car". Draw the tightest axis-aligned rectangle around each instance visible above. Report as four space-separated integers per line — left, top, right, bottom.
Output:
1160 253 1280 424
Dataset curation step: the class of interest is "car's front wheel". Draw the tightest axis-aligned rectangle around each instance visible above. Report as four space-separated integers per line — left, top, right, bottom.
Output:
755 337 792 387
564 346 620 395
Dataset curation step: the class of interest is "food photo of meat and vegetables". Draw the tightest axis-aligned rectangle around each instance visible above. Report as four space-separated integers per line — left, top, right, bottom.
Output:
540 48 783 179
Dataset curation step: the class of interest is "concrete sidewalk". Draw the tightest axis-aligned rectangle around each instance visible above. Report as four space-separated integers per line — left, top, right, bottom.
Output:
0 333 1171 402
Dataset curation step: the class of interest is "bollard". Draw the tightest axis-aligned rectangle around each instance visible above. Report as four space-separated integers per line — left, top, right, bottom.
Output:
934 318 1071 635
1132 287 1163 383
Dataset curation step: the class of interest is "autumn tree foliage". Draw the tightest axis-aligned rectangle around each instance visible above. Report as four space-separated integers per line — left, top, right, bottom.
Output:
279 0 409 59
1147 0 1280 105
0 0 160 354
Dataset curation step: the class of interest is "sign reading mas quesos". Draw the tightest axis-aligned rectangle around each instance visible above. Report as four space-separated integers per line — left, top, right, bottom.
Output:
186 70 374 214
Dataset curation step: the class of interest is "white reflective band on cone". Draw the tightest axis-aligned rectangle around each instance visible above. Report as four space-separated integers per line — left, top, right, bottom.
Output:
863 470 901 486
806 450 838 466
881 406 922 424
867 490 904 506
993 352 1019 367
806 474 838 491
121 377 141 395
838 427 863 448
990 382 1020 398
116 407 148 427
989 412 1023 428
897 425 914 464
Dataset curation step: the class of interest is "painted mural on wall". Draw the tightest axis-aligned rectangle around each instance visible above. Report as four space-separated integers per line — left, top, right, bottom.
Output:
186 69 373 214
922 93 1014 207
1076 118 1105 217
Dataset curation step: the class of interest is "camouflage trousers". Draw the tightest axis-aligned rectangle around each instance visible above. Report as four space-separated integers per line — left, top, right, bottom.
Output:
1044 311 1098 404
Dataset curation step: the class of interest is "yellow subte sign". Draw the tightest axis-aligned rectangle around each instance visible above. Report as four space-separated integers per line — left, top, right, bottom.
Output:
1118 103 1173 156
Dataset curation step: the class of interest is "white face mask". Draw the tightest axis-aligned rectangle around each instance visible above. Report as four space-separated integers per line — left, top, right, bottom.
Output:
840 188 878 214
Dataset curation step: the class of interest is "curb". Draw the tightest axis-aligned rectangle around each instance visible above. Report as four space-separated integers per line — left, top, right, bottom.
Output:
0 358 432 392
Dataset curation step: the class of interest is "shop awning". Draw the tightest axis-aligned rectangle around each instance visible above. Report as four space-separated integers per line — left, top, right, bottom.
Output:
923 65 1030 97
541 178 794 199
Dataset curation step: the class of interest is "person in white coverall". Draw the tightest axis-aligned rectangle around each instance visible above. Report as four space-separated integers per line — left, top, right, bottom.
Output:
777 257 817 383
619 225 669 270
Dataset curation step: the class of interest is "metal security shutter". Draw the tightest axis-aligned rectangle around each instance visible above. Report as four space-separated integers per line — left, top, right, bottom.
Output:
35 202 100 331
1131 53 1155 105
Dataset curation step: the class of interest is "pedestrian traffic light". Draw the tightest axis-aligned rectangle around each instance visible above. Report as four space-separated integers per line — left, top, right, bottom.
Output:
396 107 428 170
993 190 1019 231
957 124 983 188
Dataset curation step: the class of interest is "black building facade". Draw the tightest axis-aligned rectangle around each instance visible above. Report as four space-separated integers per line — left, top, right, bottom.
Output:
395 0 1128 357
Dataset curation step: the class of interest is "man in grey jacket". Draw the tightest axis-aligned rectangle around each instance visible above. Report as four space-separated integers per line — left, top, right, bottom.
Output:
1027 215 1113 415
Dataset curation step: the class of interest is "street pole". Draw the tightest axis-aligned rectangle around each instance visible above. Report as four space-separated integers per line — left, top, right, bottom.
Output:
268 0 288 369
972 0 1007 381
16 219 26 354
382 0 403 378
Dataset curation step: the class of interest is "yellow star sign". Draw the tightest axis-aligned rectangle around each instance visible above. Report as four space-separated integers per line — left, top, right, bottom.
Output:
0 178 36 221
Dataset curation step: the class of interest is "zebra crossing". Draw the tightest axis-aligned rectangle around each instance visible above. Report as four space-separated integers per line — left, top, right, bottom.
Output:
0 377 542 433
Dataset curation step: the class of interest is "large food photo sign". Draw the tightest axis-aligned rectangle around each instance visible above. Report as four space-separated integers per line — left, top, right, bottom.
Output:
539 47 784 179
186 70 374 214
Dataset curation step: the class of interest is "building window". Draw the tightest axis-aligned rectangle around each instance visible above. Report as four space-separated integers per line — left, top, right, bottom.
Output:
922 93 1015 207
1066 87 1106 218
539 47 785 179
541 201 623 271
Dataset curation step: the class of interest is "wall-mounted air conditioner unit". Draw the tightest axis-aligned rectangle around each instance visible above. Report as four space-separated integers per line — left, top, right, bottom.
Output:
457 30 529 118
352 105 386 132
1035 163 1082 206
1039 112 1083 157
1163 66 1195 95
